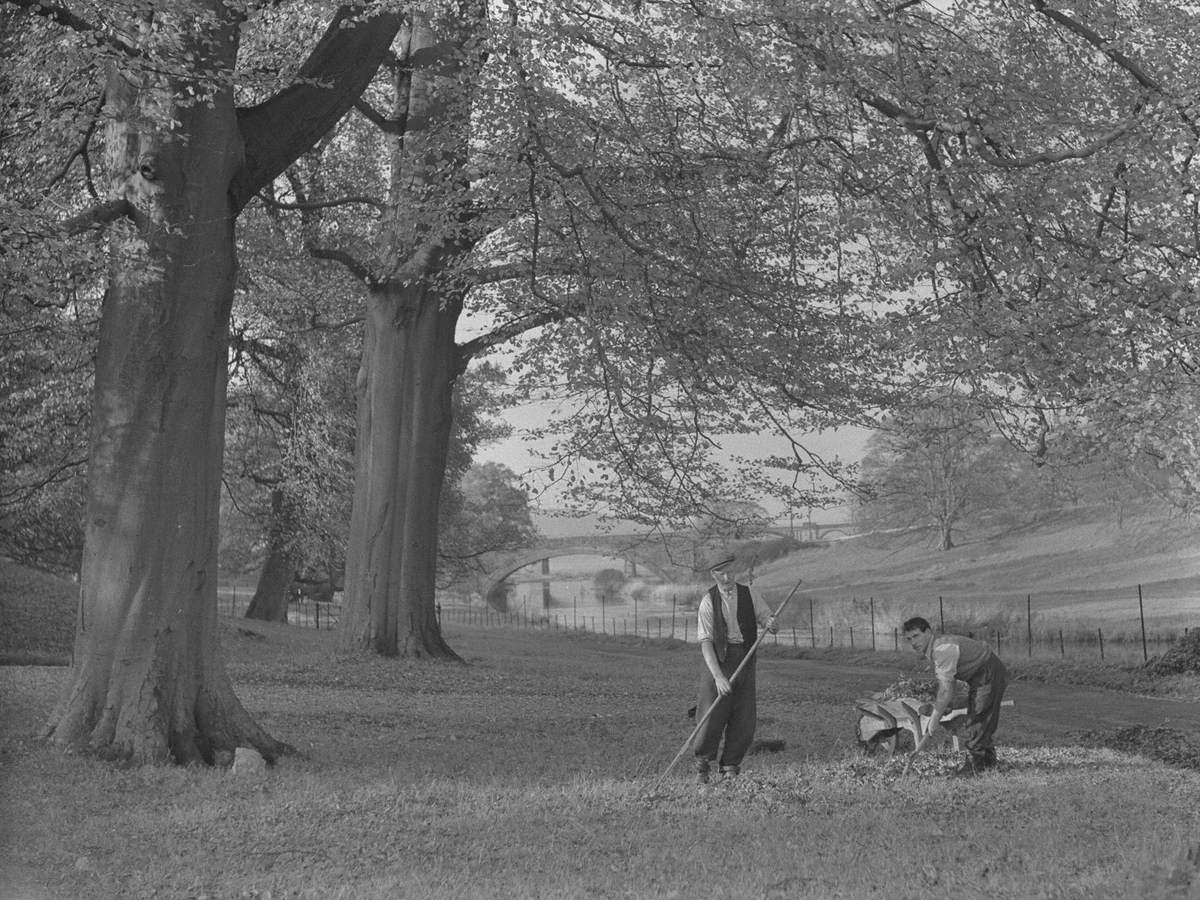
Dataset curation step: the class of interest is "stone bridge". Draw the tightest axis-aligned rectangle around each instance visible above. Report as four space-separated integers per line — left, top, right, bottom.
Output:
472 533 698 609
767 521 857 541
468 523 858 609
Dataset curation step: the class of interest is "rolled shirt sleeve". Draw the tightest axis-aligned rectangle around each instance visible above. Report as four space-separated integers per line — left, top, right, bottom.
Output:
697 592 715 642
931 638 961 684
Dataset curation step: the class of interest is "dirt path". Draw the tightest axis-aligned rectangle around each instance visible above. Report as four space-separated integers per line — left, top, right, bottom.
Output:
1005 680 1200 740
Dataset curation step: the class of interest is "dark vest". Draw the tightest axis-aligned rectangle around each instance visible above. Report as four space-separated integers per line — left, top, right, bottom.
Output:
709 584 757 663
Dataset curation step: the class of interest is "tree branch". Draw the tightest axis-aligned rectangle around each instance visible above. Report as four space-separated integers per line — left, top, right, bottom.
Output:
968 118 1141 168
1029 0 1163 94
354 98 406 135
232 5 405 212
4 0 140 57
305 243 376 284
256 191 386 215
458 308 566 362
62 198 132 235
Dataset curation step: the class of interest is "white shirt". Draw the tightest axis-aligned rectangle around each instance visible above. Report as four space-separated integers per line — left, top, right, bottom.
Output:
696 583 773 643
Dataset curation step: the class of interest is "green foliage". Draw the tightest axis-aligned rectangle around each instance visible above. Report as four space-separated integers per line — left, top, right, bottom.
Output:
439 459 537 587
0 300 96 574
220 207 362 583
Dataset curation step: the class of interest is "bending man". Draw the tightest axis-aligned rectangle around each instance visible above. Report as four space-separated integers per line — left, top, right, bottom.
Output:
902 616 1008 776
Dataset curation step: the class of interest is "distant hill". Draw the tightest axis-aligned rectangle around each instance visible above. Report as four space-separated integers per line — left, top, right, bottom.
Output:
5 504 1197 659
750 505 1200 635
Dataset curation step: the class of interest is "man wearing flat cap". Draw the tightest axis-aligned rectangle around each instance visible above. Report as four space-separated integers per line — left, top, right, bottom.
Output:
692 553 778 783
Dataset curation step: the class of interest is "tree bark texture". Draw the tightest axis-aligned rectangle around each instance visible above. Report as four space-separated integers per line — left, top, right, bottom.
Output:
42 4 403 764
341 283 463 659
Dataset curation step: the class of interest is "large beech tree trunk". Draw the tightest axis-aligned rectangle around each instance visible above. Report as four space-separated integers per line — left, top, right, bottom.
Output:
44 53 284 764
341 283 463 658
339 10 482 660
41 5 403 764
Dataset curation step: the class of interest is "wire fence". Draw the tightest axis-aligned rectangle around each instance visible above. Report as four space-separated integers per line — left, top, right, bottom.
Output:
220 589 340 630
218 583 1191 665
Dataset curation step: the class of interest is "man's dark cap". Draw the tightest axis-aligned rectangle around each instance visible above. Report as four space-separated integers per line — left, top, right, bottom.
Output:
708 554 737 572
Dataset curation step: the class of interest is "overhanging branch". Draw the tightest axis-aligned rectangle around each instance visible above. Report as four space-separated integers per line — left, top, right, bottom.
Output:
62 198 132 235
5 0 140 57
232 5 405 212
306 243 376 284
457 308 566 362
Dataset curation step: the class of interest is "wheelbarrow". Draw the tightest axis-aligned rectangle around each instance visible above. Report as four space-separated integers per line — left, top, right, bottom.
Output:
854 695 1013 759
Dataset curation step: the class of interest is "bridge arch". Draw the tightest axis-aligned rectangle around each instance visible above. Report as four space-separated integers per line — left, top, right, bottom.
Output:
478 543 675 610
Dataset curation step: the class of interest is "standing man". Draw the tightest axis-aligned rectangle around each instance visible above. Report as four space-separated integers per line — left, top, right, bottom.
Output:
693 554 778 784
902 616 1008 776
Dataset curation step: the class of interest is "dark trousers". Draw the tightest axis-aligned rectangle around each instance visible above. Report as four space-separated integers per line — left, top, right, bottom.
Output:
693 644 757 768
963 653 1008 759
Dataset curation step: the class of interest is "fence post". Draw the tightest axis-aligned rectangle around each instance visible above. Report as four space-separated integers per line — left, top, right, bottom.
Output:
829 625 833 647
939 596 945 632
1027 594 1032 657
870 597 876 650
1098 627 1105 662
894 627 898 650
671 596 677 640
1059 628 1065 657
850 626 855 649
792 626 797 648
1138 584 1148 662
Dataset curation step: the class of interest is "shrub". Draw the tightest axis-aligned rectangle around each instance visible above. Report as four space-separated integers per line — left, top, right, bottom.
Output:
1143 630 1200 676
593 568 627 598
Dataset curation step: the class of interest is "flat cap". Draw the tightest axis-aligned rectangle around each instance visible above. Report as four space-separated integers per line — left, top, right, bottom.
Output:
707 554 737 572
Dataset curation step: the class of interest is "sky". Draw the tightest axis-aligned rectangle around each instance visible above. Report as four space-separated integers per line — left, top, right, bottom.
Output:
475 395 873 526
458 309 875 527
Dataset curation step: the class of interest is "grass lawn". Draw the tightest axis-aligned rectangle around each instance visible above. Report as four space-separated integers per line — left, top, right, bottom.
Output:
3 613 1200 900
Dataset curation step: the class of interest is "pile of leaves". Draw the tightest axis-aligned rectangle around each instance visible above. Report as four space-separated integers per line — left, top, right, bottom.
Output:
1079 724 1200 771
871 675 939 702
871 675 969 707
1142 630 1200 676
